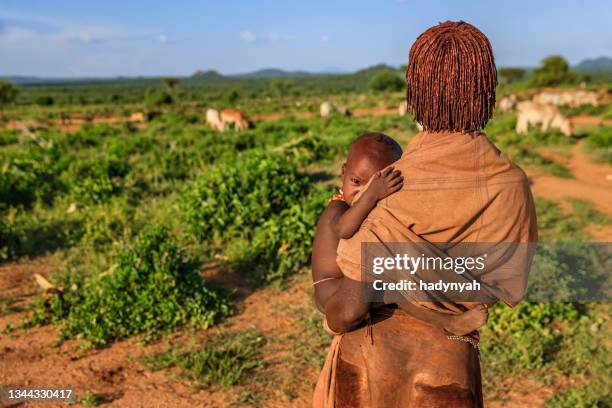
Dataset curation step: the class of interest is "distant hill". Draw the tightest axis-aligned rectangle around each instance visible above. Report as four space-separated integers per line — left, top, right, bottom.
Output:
191 70 225 80
2 75 158 86
574 56 612 80
231 68 315 79
354 64 397 76
575 56 612 72
6 57 610 86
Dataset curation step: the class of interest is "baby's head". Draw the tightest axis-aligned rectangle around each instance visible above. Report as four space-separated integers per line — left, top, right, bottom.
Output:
341 132 403 204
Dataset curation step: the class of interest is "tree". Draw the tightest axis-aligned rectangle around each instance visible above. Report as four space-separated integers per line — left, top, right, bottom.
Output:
270 80 293 98
162 77 180 94
0 81 19 119
144 88 173 108
369 71 404 92
35 96 54 106
531 55 577 87
222 89 240 106
498 67 526 84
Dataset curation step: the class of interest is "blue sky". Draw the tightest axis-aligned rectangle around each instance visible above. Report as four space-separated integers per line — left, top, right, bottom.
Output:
1 0 611 77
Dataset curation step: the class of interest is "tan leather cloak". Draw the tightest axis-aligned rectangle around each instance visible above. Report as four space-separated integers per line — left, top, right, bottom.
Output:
314 131 538 407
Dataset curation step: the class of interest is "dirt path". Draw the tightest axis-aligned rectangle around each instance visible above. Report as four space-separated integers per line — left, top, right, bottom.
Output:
570 115 612 127
0 262 321 407
528 141 612 216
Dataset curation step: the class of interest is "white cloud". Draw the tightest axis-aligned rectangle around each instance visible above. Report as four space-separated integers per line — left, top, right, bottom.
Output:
0 26 36 43
241 31 256 42
320 35 330 43
0 9 179 76
0 10 151 45
268 32 294 42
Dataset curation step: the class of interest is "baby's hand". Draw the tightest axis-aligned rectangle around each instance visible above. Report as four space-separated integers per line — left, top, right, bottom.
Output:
367 166 404 200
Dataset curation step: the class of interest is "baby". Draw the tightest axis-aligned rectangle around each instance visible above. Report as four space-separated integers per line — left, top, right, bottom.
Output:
311 132 488 336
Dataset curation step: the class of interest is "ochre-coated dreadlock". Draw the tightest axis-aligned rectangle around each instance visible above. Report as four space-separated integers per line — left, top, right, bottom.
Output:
405 21 497 132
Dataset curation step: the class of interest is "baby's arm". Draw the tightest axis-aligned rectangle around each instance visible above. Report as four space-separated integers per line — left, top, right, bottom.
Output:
312 202 350 312
331 167 403 239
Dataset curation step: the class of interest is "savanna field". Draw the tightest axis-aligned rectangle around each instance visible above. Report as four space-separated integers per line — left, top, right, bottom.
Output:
0 65 611 407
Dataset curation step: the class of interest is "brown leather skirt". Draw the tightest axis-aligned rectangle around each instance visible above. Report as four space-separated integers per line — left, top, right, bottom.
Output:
315 307 483 408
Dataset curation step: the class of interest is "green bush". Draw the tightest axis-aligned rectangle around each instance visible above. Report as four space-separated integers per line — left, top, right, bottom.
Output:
369 71 404 92
229 190 327 283
482 302 583 372
144 88 173 107
182 152 311 242
0 129 19 146
30 226 230 347
68 154 130 205
35 95 55 106
280 135 335 165
0 149 63 208
584 126 612 163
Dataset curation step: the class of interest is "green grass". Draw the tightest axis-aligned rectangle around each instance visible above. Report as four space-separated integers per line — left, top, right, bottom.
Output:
568 198 612 226
583 126 612 163
485 112 574 177
142 329 266 389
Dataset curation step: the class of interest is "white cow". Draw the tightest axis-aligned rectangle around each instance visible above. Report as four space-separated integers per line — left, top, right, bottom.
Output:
398 101 408 116
516 101 572 137
206 108 225 131
498 95 517 112
320 102 334 117
320 102 351 117
533 90 599 108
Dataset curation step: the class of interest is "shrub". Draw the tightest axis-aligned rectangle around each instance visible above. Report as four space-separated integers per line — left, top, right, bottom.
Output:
229 190 327 283
584 126 612 163
182 152 311 243
0 81 19 113
0 148 63 208
30 226 230 347
68 154 130 205
144 88 173 107
482 302 583 370
0 129 19 146
280 135 335 165
369 71 404 92
35 96 55 106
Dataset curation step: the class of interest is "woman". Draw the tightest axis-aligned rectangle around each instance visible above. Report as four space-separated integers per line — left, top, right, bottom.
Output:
314 21 538 407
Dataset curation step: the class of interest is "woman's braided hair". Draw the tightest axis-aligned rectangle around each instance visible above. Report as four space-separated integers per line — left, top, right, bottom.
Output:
405 21 497 132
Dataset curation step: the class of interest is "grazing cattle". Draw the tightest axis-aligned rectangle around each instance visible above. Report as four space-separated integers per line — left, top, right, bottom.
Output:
516 101 572 136
498 95 517 112
220 108 250 131
206 108 225 131
398 101 408 116
320 102 334 117
129 112 145 123
320 102 351 117
533 90 599 108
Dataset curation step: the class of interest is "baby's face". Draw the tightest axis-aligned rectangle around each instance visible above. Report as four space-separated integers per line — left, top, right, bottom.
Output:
341 155 381 205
